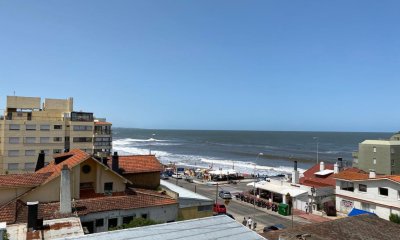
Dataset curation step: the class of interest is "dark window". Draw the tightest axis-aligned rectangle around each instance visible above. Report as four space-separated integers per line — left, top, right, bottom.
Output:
108 218 118 229
104 182 113 193
340 181 354 192
379 187 389 196
73 137 92 143
54 125 62 130
82 165 91 174
141 213 148 219
71 112 94 122
123 216 134 224
198 205 213 211
53 137 62 142
95 219 104 227
359 184 367 192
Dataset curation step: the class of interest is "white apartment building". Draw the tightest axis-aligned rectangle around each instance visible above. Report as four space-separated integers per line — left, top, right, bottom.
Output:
334 168 400 220
0 96 112 173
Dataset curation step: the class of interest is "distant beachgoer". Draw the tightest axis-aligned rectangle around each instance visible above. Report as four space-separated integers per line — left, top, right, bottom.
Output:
242 217 247 226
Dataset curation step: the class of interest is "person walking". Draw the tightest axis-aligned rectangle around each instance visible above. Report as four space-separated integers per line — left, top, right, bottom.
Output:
247 217 253 229
242 217 247 226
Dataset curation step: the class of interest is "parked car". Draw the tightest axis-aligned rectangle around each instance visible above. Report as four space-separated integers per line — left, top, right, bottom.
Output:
219 190 232 199
213 203 227 214
160 173 169 180
263 224 285 233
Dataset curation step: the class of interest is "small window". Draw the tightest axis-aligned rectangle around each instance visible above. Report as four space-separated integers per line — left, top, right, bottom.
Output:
123 216 134 224
198 205 213 211
24 163 35 170
9 137 19 144
373 147 377 153
53 137 62 142
53 149 62 154
40 137 50 143
54 125 62 130
8 163 19 170
40 125 50 131
9 124 20 130
25 150 36 156
373 158 376 165
25 137 36 143
391 148 395 154
82 165 91 174
95 219 104 227
26 124 36 131
108 218 118 229
359 184 367 192
43 149 50 155
8 150 19 157
340 181 354 192
379 187 389 196
141 213 148 219
104 182 113 193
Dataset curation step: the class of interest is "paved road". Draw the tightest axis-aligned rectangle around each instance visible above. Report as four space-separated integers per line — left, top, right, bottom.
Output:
166 179 309 232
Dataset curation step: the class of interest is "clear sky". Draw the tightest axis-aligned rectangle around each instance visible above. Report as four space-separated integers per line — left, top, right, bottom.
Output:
0 1 399 132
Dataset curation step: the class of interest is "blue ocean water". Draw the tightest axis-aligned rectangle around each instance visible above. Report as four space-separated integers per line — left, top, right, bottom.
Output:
112 128 392 175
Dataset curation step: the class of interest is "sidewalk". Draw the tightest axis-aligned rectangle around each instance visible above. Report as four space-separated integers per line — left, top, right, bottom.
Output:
292 209 332 223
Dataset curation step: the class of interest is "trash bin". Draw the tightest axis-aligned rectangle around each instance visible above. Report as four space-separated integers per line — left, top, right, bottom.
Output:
278 203 291 216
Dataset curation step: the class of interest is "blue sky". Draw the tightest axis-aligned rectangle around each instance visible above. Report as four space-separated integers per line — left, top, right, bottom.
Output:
0 1 399 132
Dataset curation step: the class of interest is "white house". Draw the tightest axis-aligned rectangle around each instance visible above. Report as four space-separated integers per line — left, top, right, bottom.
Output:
334 168 400 220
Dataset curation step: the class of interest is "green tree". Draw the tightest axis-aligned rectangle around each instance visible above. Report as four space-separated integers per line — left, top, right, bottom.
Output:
389 213 400 224
109 218 159 231
3 230 9 240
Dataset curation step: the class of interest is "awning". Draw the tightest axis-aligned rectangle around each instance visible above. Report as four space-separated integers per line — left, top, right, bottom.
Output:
247 182 308 197
348 208 376 217
209 169 237 175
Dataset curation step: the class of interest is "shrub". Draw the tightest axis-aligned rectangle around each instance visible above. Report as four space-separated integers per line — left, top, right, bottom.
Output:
389 213 400 224
109 218 159 231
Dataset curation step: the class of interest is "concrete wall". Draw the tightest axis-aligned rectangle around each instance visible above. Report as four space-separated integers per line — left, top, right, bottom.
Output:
0 187 32 205
79 204 178 233
125 172 160 190
21 177 61 203
178 206 213 220
7 96 41 109
356 142 400 175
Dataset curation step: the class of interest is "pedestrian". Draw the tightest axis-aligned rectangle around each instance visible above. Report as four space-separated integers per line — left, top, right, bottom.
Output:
305 203 309 214
242 217 247 226
247 217 253 229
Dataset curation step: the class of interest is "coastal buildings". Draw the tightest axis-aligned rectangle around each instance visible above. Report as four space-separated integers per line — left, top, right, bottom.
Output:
0 149 178 235
334 168 400 220
352 133 400 175
0 96 112 174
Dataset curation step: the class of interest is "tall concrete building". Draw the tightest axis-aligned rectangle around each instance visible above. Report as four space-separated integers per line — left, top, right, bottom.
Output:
353 133 400 175
0 96 112 173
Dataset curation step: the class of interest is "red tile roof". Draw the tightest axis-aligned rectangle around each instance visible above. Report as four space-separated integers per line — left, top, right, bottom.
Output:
0 172 52 188
0 189 177 224
108 155 163 174
334 168 400 183
94 121 112 125
299 163 336 188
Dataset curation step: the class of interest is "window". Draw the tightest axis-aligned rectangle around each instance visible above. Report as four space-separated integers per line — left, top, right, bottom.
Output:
359 184 367 192
53 149 62 154
340 181 354 192
73 137 92 143
54 125 62 130
24 163 35 170
122 216 134 224
373 147 377 153
373 158 376 165
104 182 113 193
25 137 36 143
26 124 36 131
8 150 19 157
53 137 62 142
40 137 50 143
8 163 19 170
43 150 50 155
391 148 396 154
392 159 395 166
71 112 93 122
95 219 104 227
9 124 20 130
141 213 148 219
198 205 213 211
40 125 50 131
108 218 118 229
25 150 36 156
379 187 389 196
9 137 19 144
73 125 93 131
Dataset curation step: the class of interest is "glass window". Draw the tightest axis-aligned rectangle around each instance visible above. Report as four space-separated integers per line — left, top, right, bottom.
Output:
25 137 36 143
8 150 19 157
54 125 62 130
104 182 113 193
198 205 213 211
40 137 50 143
95 219 104 227
25 150 36 156
26 124 36 131
24 163 35 170
9 137 19 144
122 216 134 224
73 125 93 131
373 147 377 153
40 125 50 131
359 184 367 192
9 124 20 130
108 218 118 229
379 187 389 196
43 149 50 155
53 149 62 154
373 158 376 165
8 163 19 170
73 137 92 143
53 137 62 142
340 181 354 192
141 213 148 219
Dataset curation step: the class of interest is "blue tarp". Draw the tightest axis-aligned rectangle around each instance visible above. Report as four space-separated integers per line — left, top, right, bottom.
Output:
348 208 376 217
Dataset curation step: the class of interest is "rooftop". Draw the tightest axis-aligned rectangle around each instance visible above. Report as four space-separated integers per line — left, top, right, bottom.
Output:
55 215 266 240
160 180 212 201
300 163 336 188
108 155 163 174
334 168 400 183
0 172 52 188
361 139 400 145
261 214 400 240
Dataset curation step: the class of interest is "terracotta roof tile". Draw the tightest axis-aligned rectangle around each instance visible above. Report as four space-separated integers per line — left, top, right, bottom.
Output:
94 121 112 125
108 155 163 174
0 172 52 188
333 168 400 183
299 163 336 188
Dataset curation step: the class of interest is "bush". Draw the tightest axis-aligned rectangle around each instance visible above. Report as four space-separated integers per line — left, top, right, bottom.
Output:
389 213 400 224
109 218 159 231
3 231 9 240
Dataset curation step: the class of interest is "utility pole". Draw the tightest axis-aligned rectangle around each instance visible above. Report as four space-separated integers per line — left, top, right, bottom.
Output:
215 183 219 204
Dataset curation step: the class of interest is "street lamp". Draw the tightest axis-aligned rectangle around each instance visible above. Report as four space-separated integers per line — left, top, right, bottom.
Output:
252 153 263 228
313 137 319 164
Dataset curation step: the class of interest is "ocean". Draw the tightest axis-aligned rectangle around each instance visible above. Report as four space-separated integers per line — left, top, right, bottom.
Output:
112 128 392 175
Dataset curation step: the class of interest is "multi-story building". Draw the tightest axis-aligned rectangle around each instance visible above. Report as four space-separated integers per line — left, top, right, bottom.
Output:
352 133 400 175
0 96 112 173
334 168 400 220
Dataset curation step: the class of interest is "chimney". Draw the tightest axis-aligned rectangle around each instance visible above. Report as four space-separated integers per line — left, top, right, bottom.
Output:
60 165 72 214
35 150 45 172
27 201 38 231
112 152 119 172
334 163 339 174
320 161 325 171
292 161 299 184
369 170 376 179
338 158 343 169
102 157 108 166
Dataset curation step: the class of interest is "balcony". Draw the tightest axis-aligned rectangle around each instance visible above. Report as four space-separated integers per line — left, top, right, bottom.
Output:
94 130 112 135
